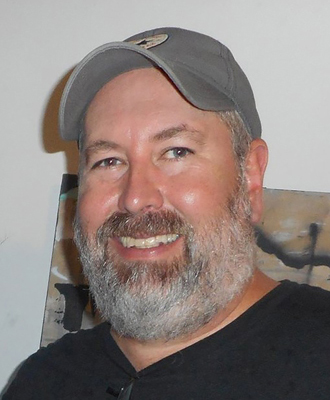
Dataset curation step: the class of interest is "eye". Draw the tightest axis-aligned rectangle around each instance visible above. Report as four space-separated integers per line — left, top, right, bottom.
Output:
91 157 122 169
164 147 194 160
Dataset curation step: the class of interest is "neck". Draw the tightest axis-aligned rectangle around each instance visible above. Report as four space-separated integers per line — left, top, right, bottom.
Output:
111 269 278 371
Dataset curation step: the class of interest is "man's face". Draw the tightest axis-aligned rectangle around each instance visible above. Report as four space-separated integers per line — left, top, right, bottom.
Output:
79 68 239 246
75 68 264 340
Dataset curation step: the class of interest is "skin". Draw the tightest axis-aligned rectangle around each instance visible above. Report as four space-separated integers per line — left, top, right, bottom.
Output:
78 68 278 371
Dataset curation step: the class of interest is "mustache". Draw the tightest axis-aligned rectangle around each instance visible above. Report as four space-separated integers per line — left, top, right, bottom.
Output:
96 210 190 244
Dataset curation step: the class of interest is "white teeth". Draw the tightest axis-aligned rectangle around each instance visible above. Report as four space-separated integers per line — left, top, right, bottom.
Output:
120 234 179 249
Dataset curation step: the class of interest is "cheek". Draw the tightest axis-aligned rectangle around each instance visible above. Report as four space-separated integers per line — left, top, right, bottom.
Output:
77 182 118 232
165 175 233 223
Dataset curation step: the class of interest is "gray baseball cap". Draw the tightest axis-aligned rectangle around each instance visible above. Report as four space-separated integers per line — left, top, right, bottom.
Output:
59 27 261 141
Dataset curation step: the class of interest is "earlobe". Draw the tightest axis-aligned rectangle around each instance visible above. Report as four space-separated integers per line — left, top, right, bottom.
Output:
245 139 268 224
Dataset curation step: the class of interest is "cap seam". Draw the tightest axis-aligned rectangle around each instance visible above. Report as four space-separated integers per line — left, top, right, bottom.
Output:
167 58 232 97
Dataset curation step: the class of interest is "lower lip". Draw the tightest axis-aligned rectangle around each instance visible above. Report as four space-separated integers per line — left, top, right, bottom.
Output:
111 236 184 261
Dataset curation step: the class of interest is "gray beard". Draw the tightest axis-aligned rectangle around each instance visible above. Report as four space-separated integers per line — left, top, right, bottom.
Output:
74 183 256 341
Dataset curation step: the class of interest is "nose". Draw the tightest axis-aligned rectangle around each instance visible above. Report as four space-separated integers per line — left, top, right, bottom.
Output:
118 164 164 214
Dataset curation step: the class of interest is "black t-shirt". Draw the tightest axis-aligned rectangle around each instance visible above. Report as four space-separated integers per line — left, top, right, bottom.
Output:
4 280 330 399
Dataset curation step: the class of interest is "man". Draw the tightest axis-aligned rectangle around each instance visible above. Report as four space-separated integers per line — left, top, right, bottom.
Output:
4 27 330 399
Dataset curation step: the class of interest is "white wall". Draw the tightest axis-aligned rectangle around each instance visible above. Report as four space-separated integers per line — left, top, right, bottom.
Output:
1 0 330 392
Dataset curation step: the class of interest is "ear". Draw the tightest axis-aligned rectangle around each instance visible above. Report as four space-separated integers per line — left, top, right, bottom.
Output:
244 139 268 224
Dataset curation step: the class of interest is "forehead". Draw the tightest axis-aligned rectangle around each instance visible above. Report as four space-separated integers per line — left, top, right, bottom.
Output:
83 68 232 147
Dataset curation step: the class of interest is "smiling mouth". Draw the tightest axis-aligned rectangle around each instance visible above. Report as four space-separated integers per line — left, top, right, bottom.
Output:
119 234 180 249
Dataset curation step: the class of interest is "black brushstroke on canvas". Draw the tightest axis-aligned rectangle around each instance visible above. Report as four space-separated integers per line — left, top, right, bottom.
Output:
255 223 330 269
55 284 90 331
307 223 319 282
60 174 78 195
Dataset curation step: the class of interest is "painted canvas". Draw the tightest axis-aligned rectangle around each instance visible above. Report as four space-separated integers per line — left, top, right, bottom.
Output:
40 174 330 346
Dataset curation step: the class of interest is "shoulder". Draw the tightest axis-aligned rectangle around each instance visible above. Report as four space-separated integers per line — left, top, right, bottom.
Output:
255 280 330 343
32 321 110 366
3 323 111 399
276 280 330 315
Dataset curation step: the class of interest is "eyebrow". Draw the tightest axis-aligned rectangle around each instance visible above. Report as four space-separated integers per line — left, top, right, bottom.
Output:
83 140 119 164
83 125 206 163
150 124 206 145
